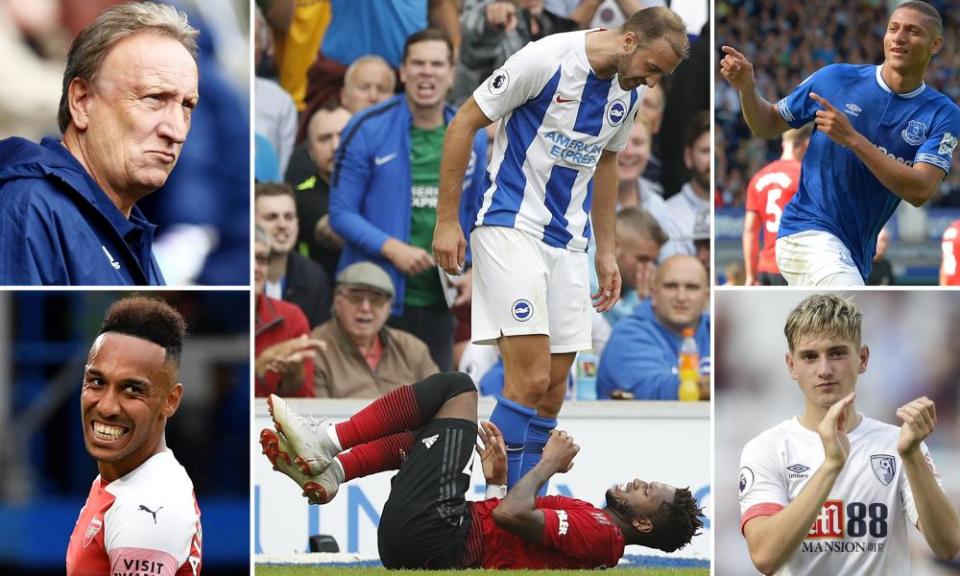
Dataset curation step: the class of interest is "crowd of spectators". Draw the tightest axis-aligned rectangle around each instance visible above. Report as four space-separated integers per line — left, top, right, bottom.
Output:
716 0 960 208
254 0 711 400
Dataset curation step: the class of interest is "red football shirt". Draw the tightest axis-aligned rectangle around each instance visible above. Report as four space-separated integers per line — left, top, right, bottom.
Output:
468 496 625 569
66 451 202 576
942 220 960 285
745 159 802 274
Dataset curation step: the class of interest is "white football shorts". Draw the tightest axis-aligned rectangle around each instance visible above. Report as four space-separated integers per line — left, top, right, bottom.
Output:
470 226 591 353
776 230 865 286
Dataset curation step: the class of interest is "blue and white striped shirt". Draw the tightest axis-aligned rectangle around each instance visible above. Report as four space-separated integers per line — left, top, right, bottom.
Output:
472 30 643 252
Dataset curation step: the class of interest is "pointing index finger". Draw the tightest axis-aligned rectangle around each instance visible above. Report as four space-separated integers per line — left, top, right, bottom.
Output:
809 92 835 110
721 45 743 58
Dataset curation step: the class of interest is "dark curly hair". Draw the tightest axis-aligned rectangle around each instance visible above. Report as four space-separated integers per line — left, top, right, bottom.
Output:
98 296 186 366
644 487 704 552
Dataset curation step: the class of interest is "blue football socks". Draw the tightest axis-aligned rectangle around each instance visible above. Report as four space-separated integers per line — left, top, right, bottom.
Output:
489 396 536 488
520 414 557 496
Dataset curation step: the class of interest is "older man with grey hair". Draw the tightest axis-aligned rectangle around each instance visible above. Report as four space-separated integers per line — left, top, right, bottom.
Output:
0 2 199 285
310 261 438 398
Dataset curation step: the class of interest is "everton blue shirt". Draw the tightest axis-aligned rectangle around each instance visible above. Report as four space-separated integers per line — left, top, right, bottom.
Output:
777 64 960 279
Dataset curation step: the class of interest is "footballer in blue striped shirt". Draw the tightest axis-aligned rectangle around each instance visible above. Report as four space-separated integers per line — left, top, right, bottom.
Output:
433 7 690 491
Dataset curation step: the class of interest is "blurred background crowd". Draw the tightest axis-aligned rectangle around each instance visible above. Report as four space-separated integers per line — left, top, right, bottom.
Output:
253 0 714 403
0 0 250 285
715 0 960 285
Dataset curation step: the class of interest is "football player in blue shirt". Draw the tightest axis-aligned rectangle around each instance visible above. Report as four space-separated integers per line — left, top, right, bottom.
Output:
721 1 960 286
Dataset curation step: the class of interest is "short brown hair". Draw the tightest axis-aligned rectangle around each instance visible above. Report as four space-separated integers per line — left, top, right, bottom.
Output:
255 182 295 201
617 207 668 247
621 6 690 60
402 28 454 66
784 294 863 352
58 2 198 133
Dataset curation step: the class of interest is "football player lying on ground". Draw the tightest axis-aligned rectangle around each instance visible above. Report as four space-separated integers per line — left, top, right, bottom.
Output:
260 372 703 569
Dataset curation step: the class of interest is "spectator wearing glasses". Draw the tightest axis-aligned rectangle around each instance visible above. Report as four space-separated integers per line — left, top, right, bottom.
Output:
310 262 438 398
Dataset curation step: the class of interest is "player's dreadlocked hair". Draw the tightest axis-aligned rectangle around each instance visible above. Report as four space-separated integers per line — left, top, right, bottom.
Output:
644 487 704 552
99 296 186 366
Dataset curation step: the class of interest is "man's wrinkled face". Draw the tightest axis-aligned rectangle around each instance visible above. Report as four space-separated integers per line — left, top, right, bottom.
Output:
615 36 682 92
81 333 180 481
341 60 395 114
307 107 352 178
255 194 298 255
333 286 392 343
400 40 454 109
73 32 198 198
883 7 941 75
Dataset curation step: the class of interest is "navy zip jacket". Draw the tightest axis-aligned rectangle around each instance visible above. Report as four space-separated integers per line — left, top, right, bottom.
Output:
329 95 488 316
0 137 165 285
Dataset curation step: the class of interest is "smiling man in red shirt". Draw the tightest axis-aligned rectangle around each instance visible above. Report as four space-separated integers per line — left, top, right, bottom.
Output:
66 297 201 576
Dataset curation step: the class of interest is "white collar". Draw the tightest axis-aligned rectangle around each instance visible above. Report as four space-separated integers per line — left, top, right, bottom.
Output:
874 65 925 98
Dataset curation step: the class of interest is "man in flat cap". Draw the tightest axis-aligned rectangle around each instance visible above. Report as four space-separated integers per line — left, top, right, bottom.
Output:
310 261 438 397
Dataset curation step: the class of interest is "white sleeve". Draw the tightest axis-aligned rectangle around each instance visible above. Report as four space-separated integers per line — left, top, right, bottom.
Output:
472 41 557 123
900 441 943 528
739 434 789 532
104 490 199 574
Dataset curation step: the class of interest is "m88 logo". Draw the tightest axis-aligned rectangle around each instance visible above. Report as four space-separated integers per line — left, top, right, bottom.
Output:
808 500 889 539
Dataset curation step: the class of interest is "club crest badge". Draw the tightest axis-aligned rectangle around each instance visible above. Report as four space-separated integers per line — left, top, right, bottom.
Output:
871 454 896 486
83 516 103 548
901 120 927 146
511 299 533 322
606 99 627 127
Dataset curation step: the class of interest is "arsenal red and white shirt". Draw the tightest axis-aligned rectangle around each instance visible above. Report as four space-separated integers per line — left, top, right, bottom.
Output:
739 416 939 576
66 450 202 576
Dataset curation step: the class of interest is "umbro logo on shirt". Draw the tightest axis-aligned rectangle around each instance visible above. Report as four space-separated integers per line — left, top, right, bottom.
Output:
844 103 862 116
422 434 439 449
786 463 810 479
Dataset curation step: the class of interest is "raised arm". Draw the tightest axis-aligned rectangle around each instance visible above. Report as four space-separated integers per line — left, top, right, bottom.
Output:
719 46 790 139
743 393 854 574
433 97 493 274
491 429 579 543
897 397 960 560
